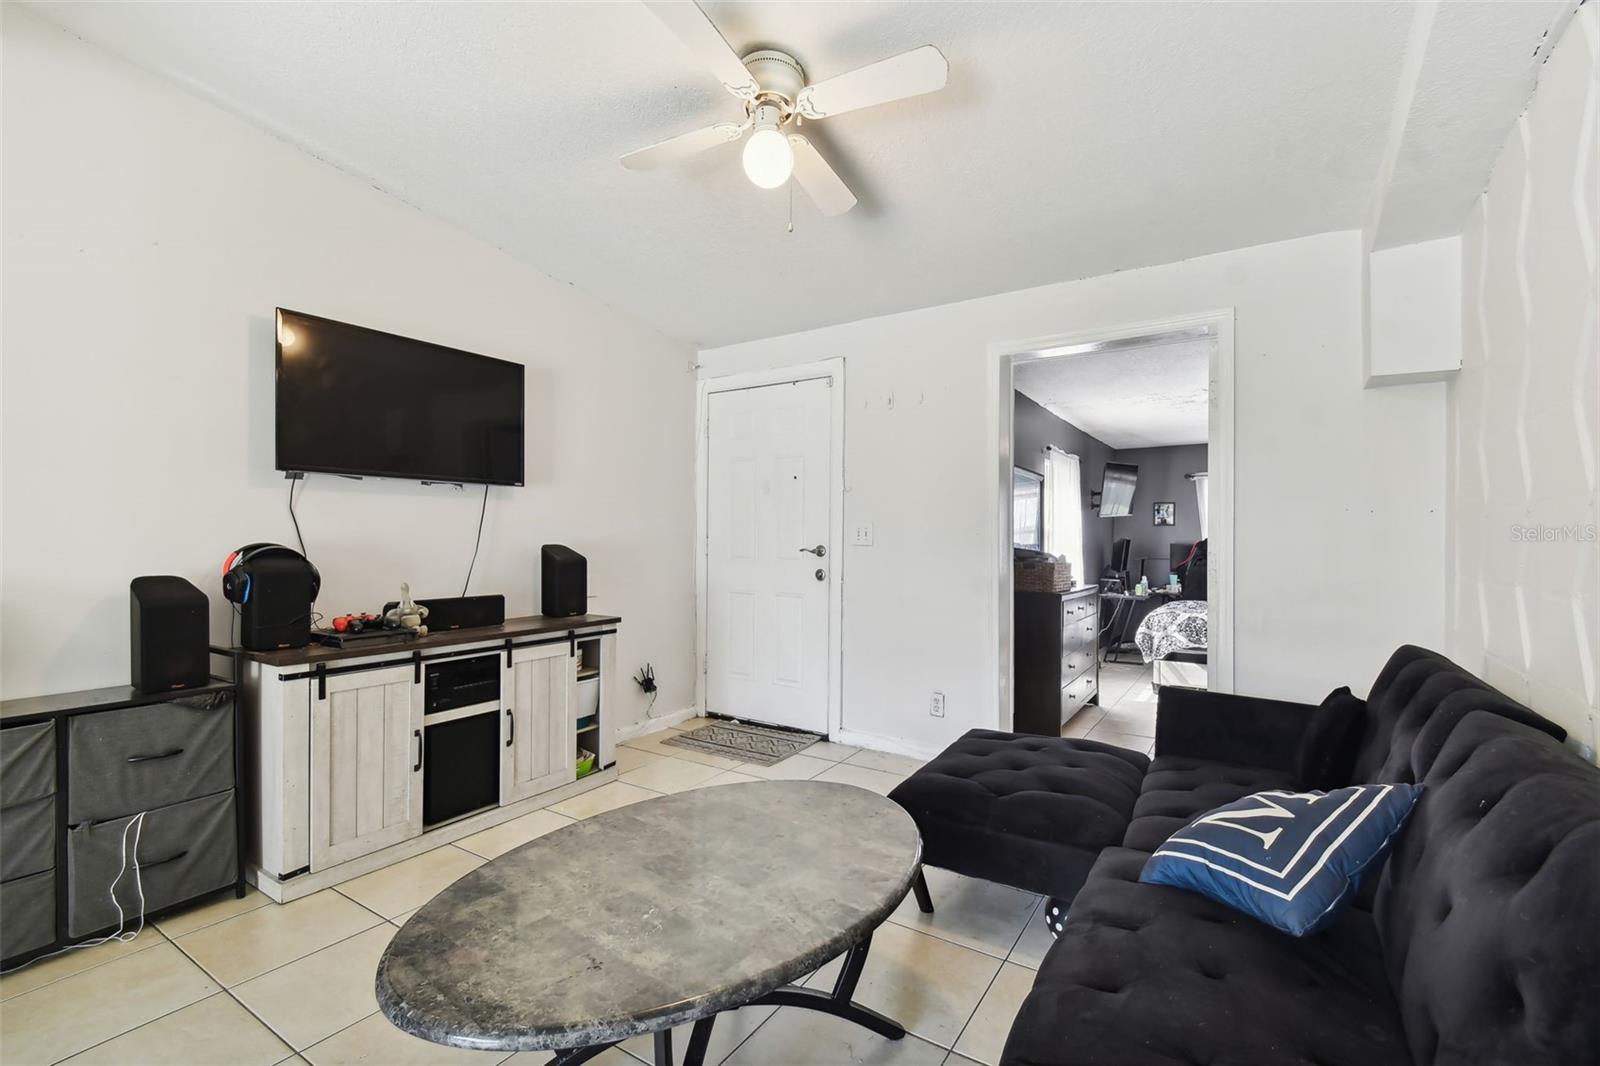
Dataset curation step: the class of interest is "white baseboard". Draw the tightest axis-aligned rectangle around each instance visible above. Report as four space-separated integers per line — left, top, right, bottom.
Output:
617 706 698 741
832 728 943 762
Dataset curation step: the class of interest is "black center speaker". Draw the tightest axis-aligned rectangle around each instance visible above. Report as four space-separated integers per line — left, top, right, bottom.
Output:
130 576 210 693
541 544 587 617
380 594 506 631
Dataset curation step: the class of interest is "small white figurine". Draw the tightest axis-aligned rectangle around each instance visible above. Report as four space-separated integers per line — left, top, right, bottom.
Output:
385 582 430 636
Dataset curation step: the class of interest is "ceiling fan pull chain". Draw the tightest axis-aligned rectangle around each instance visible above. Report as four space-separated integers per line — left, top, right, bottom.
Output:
787 178 795 234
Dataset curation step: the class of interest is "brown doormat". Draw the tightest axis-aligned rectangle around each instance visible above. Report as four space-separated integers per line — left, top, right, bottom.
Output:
661 721 822 766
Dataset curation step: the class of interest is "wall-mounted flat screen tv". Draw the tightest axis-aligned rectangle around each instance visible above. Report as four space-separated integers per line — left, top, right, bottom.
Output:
275 308 525 486
1098 462 1138 518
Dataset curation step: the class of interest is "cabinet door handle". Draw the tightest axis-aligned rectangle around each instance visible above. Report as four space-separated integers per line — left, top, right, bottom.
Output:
126 748 184 764
505 708 515 748
140 849 188 870
413 729 423 772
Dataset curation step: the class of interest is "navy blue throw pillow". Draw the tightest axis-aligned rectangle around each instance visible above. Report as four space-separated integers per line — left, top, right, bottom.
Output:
1139 783 1422 936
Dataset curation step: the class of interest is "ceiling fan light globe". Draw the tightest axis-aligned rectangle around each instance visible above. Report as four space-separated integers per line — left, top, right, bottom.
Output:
742 127 794 189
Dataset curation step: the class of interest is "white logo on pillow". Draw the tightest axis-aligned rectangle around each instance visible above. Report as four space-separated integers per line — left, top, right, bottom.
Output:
1152 786 1395 901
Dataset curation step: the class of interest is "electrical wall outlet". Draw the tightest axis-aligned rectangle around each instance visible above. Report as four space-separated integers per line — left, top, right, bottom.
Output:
930 691 946 718
853 523 874 546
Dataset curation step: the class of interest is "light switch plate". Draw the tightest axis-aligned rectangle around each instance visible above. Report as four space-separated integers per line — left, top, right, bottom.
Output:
853 524 874 546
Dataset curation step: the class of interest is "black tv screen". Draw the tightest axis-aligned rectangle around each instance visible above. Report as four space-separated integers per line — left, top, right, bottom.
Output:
275 308 524 486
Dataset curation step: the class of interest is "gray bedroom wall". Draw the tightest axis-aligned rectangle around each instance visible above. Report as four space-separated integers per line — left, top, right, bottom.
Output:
1012 392 1116 579
1110 443 1209 584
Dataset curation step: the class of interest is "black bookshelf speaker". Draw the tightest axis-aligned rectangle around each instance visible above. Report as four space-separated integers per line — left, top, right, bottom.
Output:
541 544 587 617
130 576 210 693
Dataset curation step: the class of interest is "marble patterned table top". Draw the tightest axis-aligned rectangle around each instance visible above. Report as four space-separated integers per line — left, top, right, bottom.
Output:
376 780 922 1052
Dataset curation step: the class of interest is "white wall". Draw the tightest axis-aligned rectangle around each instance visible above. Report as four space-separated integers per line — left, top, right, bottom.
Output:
1449 5 1598 756
1 8 697 732
700 231 1447 755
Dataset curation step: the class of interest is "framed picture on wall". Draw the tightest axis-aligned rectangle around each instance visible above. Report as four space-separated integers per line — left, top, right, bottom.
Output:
1153 501 1175 526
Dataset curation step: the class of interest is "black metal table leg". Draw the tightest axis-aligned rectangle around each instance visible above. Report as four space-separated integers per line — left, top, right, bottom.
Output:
654 1028 673 1066
682 1016 716 1066
750 932 906 1040
548 1044 620 1066
911 866 935 914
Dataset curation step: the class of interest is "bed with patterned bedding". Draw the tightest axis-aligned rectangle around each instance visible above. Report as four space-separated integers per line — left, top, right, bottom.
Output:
1134 600 1207 663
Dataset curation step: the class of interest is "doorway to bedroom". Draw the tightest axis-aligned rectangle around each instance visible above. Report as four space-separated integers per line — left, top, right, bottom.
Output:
998 316 1232 748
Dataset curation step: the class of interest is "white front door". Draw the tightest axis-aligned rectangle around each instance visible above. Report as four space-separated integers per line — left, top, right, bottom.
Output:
706 378 832 733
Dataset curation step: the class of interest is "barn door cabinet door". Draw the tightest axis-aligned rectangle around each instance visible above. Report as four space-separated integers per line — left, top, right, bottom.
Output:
502 643 576 805
310 664 423 870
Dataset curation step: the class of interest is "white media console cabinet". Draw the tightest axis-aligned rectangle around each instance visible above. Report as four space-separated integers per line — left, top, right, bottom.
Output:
237 614 619 901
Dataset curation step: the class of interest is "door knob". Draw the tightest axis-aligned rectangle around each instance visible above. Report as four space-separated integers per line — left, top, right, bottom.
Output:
815 569 827 581
800 544 827 557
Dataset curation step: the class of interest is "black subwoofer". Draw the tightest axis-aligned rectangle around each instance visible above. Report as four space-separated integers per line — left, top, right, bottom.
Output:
540 544 587 617
130 576 209 693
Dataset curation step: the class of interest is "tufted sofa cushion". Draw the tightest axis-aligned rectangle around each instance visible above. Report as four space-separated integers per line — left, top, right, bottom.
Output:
888 729 1148 900
1351 646 1565 784
1002 846 1409 1066
1122 755 1301 853
1371 711 1600 1065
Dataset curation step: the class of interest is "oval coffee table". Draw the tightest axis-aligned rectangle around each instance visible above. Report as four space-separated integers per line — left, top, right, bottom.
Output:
376 779 923 1065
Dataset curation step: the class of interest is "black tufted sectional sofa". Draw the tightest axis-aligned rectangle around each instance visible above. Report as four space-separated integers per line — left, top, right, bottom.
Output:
890 646 1600 1065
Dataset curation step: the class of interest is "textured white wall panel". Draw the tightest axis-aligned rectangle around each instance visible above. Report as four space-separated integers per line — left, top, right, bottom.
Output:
1449 5 1599 756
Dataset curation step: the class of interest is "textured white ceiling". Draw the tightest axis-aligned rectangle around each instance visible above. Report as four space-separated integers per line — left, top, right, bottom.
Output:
1015 339 1211 449
1375 0 1577 248
26 1 1566 346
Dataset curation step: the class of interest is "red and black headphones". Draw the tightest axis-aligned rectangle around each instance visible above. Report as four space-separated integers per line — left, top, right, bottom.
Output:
221 543 321 605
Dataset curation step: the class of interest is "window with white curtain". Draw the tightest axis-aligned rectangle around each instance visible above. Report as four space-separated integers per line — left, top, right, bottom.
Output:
1192 472 1210 539
1043 447 1084 585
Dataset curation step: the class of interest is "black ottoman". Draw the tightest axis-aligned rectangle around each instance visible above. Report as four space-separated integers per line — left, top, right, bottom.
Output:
888 729 1149 906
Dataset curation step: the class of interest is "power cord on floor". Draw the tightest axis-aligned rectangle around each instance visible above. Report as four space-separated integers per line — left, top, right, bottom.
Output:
0 811 150 974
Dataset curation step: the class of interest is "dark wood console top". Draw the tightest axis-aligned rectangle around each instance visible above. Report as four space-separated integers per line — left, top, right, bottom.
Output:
235 613 621 668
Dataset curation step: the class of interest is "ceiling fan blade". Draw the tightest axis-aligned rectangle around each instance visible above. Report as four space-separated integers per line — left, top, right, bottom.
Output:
789 135 857 217
642 1 759 100
621 121 747 170
795 45 948 120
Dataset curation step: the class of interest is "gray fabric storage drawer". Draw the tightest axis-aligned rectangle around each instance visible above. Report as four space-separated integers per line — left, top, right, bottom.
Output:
67 789 236 937
1 794 56 881
1 720 56 807
0 868 56 960
68 691 233 823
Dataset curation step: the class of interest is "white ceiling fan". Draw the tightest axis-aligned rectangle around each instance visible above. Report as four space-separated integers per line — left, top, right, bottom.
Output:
622 0 949 216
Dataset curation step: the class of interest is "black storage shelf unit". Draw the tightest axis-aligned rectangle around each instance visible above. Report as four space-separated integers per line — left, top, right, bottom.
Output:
0 653 246 972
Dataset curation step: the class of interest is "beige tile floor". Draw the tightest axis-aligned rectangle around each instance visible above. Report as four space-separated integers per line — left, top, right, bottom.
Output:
0 708 1141 1066
1062 660 1162 755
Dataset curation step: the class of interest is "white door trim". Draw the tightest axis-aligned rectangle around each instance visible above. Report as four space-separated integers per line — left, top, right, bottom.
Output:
695 359 846 739
990 310 1237 729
